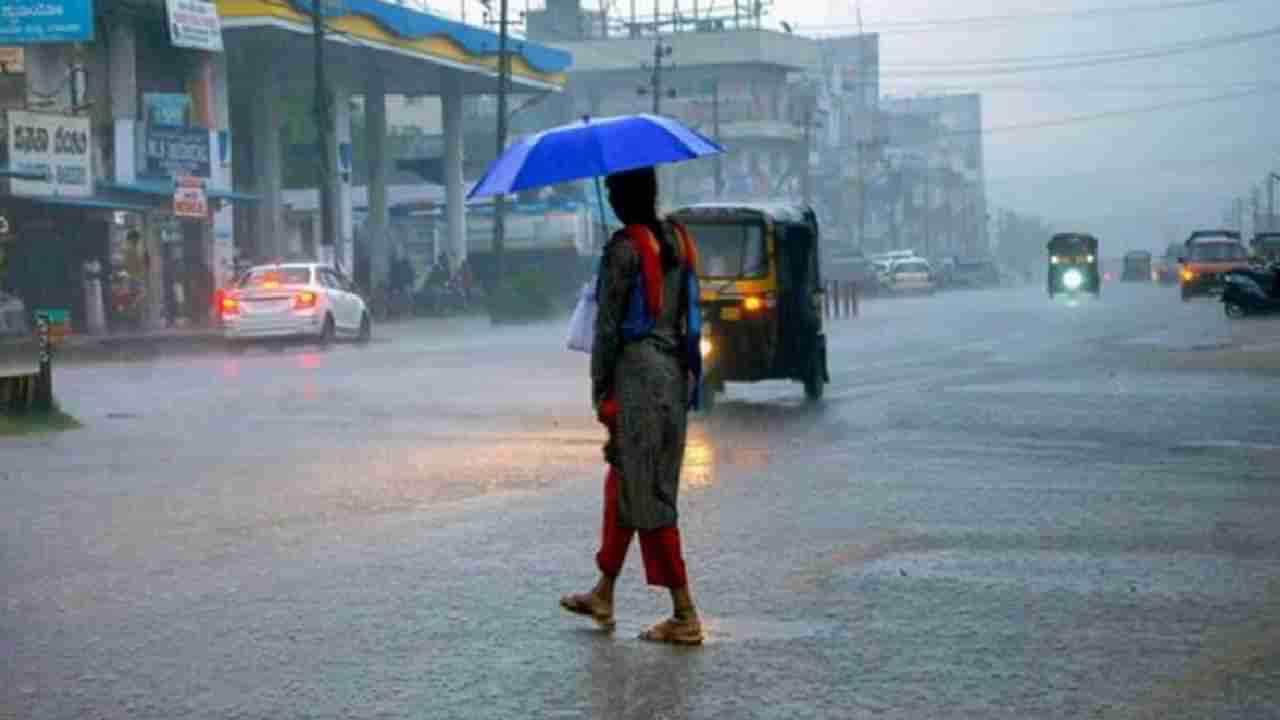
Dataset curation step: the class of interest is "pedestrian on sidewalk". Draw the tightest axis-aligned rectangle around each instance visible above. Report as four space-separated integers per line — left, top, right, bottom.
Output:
560 166 704 646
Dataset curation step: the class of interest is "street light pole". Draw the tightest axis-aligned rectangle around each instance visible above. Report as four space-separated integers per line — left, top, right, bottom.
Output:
712 78 722 198
311 0 338 262
493 0 510 284
1269 172 1279 231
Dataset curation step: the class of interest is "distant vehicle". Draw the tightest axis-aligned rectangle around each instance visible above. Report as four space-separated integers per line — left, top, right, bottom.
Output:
1121 250 1152 282
672 202 829 408
1252 232 1280 264
220 262 372 350
1179 230 1251 301
885 257 936 295
1047 233 1100 298
1222 265 1280 318
947 257 1001 288
1153 243 1183 286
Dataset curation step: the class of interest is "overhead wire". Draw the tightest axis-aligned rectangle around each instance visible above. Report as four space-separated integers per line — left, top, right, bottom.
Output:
877 24 1280 77
801 0 1256 35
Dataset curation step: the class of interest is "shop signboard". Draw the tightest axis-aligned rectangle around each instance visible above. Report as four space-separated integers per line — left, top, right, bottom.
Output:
35 308 70 342
173 175 207 219
0 0 94 44
0 47 24 72
145 124 211 179
165 0 223 52
143 93 192 127
6 110 92 197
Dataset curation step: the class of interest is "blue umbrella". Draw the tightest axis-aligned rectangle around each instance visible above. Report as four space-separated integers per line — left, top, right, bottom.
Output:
467 114 724 201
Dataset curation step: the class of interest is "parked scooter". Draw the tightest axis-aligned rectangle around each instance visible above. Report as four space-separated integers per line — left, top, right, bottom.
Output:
1221 263 1280 318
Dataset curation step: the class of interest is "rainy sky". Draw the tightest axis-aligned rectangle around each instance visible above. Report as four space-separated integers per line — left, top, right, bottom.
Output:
451 0 1280 253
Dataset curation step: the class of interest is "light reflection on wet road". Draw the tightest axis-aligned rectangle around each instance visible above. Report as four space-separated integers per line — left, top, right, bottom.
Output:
3 283 1280 719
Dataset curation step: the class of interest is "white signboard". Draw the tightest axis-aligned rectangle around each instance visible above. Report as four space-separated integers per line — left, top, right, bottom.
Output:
166 0 223 52
173 176 208 218
6 110 92 197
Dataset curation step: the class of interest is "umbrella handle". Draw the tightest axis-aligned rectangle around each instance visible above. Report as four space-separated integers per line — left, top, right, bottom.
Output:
594 175 610 249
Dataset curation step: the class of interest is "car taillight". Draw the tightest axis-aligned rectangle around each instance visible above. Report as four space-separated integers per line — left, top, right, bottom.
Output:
295 291 318 309
220 297 240 316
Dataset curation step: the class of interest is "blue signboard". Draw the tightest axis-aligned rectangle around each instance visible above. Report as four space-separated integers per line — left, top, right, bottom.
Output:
144 125 211 179
0 0 95 44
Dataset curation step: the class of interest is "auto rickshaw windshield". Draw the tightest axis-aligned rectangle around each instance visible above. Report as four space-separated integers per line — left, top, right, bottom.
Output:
686 222 768 279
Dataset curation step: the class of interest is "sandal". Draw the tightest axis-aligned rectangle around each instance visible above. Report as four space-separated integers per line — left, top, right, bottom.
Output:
559 592 615 630
639 617 704 646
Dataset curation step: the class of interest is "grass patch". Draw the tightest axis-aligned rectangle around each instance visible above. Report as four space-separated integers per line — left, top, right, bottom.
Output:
0 408 82 437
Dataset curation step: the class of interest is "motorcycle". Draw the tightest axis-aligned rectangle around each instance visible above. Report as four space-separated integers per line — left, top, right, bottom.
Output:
1221 264 1280 318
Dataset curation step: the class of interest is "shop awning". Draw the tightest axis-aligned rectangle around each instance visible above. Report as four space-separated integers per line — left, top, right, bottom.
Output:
6 195 153 213
0 165 47 180
207 188 260 203
102 180 260 204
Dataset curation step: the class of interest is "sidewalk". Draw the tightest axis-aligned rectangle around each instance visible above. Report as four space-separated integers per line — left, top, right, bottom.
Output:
0 312 510 366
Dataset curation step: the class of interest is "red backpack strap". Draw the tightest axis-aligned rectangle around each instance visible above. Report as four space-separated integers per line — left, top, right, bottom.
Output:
669 221 698 275
622 224 664 316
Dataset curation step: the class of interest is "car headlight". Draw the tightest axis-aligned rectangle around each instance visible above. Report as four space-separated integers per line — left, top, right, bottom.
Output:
1062 269 1085 290
1086 254 1096 263
700 338 713 358
1180 268 1195 282
1050 255 1061 265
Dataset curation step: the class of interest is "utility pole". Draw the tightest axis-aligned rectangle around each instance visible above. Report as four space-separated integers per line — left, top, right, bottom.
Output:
801 109 813 207
311 0 338 262
640 36 673 114
712 78 722 197
1269 172 1279 231
922 167 931 258
493 0 510 285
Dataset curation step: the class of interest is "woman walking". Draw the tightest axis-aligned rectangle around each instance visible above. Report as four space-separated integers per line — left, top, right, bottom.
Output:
560 167 704 646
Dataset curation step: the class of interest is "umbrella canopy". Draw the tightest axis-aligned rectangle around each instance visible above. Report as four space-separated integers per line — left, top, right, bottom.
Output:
467 114 724 200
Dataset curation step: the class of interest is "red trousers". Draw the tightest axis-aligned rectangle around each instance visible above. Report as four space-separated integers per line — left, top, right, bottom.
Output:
595 465 689 589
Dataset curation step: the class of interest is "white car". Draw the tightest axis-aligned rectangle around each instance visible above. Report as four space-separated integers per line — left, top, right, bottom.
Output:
220 263 372 348
886 258 937 295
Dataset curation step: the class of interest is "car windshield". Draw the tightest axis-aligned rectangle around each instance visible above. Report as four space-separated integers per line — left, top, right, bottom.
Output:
687 223 768 279
1050 237 1094 255
239 267 311 288
1189 243 1247 261
895 261 930 274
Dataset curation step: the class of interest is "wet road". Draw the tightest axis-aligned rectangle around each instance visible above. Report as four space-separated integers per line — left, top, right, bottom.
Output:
4 283 1280 719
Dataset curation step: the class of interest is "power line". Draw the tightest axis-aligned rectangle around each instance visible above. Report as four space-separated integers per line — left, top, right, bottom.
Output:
802 0 1254 35
883 81 1271 94
879 25 1280 70
948 85 1280 137
879 24 1280 77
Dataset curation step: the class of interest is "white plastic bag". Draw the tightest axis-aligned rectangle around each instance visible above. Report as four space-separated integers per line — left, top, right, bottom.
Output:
566 277 598 353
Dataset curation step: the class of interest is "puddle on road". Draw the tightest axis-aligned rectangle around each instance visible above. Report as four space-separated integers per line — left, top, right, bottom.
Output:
861 550 1265 597
605 617 837 646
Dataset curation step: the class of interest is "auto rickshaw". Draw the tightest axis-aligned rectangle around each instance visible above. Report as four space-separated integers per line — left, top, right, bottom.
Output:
670 203 829 410
1121 250 1152 282
1047 233 1100 298
1252 232 1280 264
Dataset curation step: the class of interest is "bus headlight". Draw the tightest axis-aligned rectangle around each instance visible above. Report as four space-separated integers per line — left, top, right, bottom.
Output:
1063 269 1085 290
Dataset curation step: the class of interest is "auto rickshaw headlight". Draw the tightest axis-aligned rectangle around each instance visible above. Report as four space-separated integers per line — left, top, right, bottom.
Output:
700 338 713 358
1063 269 1085 291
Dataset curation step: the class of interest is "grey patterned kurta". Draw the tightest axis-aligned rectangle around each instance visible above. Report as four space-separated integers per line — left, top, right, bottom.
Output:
591 224 690 531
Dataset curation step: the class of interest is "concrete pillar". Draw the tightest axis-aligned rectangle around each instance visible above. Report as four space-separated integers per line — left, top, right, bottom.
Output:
208 54 235 290
441 72 467 266
365 73 389 291
250 71 284 261
322 79 354 271
108 18 138 184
